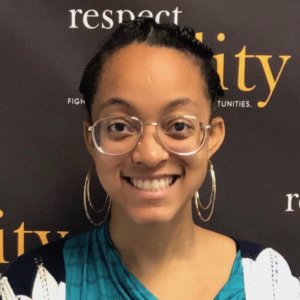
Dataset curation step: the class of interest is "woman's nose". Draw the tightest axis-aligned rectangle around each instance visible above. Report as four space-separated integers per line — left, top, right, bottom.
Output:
131 125 169 167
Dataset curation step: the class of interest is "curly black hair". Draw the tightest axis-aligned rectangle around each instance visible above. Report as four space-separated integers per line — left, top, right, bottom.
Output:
79 17 224 120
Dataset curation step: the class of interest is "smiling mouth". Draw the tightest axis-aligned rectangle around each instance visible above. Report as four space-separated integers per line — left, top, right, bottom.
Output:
124 176 179 191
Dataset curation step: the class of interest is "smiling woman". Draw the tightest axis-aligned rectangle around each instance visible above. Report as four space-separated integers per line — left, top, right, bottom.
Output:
83 42 220 228
1 17 299 300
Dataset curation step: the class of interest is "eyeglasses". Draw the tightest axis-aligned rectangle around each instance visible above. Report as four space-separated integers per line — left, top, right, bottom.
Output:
88 115 211 156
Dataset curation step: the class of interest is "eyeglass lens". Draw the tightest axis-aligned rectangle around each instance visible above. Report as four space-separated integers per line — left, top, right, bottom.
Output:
92 116 207 155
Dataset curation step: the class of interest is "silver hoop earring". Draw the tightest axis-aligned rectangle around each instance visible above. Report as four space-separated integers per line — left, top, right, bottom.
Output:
194 160 216 222
83 167 111 226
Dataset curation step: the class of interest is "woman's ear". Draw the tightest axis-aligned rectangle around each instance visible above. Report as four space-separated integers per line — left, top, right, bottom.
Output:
83 120 95 157
207 116 225 159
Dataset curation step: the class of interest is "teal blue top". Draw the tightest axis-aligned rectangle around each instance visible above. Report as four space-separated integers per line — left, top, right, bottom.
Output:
215 249 245 300
63 224 245 299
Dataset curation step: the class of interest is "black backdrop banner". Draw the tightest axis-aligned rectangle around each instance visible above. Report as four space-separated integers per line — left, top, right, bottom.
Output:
0 0 299 274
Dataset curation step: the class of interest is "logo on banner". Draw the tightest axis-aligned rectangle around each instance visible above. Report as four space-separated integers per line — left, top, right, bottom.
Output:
67 8 292 109
0 209 68 265
195 32 292 109
68 7 182 29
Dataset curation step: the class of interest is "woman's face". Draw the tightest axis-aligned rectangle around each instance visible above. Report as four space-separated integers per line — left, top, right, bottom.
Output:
85 43 225 225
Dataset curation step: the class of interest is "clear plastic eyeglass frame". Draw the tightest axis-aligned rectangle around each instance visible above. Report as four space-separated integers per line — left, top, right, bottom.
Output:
87 115 211 156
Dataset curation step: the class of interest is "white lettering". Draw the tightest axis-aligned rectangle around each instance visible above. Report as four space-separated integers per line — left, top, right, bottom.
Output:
117 9 135 24
155 10 170 23
138 10 154 18
217 100 251 108
172 6 183 25
285 193 299 212
68 7 183 30
69 9 83 29
67 98 85 105
102 10 114 29
83 9 99 29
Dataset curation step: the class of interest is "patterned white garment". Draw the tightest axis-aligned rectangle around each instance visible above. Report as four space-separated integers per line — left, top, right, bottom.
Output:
241 248 300 299
1 265 65 300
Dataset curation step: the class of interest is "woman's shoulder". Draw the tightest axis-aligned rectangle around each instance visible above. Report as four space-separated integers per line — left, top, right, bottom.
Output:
0 228 99 299
0 237 67 299
235 238 298 276
235 239 300 299
204 230 300 298
207 231 298 279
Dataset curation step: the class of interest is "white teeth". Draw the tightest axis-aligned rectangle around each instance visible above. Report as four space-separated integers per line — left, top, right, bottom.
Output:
152 180 159 190
130 177 175 191
137 179 143 189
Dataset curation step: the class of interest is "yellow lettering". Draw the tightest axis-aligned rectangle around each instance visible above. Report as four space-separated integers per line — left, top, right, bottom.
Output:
0 230 8 263
32 230 69 245
14 222 33 256
256 55 291 108
195 32 203 42
235 46 256 91
214 33 228 90
196 32 229 90
57 231 69 238
0 210 8 263
214 54 229 90
34 231 51 245
217 33 225 42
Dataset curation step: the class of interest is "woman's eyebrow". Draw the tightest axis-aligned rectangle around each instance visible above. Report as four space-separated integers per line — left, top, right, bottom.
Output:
98 97 135 111
162 98 195 113
97 97 194 115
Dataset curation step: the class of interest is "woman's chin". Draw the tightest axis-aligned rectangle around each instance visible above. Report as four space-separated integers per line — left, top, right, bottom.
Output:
126 207 180 226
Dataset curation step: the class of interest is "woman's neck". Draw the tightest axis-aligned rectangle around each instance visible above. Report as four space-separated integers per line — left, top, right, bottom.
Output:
108 207 204 273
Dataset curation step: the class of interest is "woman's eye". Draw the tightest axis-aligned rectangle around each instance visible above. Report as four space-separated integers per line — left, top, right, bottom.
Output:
165 119 194 138
173 122 188 131
106 118 134 133
169 120 192 132
109 122 128 132
104 119 136 140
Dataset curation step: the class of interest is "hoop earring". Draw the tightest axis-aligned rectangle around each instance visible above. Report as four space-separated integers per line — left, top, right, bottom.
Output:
194 160 216 222
83 166 111 226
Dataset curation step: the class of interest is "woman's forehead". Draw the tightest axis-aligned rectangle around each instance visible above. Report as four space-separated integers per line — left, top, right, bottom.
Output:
100 43 202 80
92 43 210 118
